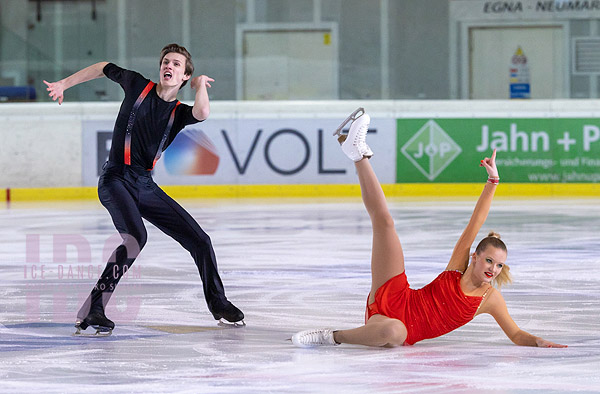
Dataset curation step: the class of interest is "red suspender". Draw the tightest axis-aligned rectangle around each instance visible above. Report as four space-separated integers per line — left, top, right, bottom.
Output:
124 81 155 165
123 81 181 170
151 101 180 170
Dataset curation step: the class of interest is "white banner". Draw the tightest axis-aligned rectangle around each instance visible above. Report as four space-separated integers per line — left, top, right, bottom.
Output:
450 0 600 20
82 118 396 186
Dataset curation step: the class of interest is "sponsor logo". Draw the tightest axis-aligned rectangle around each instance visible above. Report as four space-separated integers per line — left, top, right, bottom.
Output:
401 120 462 181
163 129 219 175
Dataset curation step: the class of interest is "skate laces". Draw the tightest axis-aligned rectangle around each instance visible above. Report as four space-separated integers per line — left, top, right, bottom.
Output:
351 117 372 158
354 120 368 149
338 111 373 162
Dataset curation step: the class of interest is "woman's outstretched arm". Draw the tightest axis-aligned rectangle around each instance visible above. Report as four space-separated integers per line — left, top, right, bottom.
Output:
484 290 567 348
445 149 499 272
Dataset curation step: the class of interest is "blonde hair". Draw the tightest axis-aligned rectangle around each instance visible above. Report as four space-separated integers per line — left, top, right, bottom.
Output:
475 231 513 288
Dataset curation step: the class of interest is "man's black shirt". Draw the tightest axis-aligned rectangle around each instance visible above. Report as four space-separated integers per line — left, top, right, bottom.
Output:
103 63 201 170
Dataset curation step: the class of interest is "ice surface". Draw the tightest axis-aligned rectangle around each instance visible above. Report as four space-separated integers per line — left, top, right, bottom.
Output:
0 198 598 393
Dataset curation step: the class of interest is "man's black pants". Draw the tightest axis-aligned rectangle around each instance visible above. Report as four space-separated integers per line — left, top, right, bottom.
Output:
78 161 227 320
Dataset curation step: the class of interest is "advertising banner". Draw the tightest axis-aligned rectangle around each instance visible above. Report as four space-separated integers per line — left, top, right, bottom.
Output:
397 118 600 183
451 0 600 20
82 117 396 186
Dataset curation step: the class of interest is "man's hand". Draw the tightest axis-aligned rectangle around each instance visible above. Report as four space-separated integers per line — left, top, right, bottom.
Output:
190 75 214 90
43 80 66 105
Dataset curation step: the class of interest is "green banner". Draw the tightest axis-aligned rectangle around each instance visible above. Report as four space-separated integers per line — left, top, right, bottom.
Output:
396 118 600 183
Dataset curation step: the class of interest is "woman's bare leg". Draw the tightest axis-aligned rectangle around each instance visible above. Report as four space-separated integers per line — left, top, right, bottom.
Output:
355 159 405 303
334 314 407 347
291 110 408 349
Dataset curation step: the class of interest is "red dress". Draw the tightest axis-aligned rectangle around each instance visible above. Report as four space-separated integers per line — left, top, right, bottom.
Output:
366 270 488 345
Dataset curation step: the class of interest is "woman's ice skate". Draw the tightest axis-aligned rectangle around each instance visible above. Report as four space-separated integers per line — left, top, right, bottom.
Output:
291 329 339 348
334 108 373 162
333 107 365 138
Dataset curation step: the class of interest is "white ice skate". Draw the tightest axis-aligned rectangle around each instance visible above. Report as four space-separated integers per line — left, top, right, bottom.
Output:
290 329 339 348
333 107 365 137
334 108 373 162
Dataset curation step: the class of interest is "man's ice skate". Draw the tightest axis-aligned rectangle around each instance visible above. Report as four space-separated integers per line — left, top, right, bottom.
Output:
211 301 246 328
335 108 373 162
291 329 339 348
73 311 115 337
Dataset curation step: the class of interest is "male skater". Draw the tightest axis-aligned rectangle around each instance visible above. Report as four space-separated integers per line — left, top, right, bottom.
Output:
44 43 244 334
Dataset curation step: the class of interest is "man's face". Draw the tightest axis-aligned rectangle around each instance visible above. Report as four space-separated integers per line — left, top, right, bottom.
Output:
159 52 190 88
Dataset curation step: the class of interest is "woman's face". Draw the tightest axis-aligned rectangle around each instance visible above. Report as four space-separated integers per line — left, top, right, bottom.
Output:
473 246 506 283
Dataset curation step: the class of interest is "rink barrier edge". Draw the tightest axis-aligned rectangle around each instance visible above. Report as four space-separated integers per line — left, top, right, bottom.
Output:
1 183 599 202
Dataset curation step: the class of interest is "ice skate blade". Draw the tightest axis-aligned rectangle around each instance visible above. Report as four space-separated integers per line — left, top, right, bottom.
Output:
217 318 246 328
73 325 113 337
333 107 365 137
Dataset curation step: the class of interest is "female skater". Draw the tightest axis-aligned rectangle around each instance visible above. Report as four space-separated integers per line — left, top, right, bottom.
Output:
44 44 244 334
292 110 566 348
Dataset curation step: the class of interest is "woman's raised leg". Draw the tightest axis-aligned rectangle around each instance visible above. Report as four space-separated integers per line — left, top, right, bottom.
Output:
291 109 407 348
355 158 405 302
323 157 408 347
